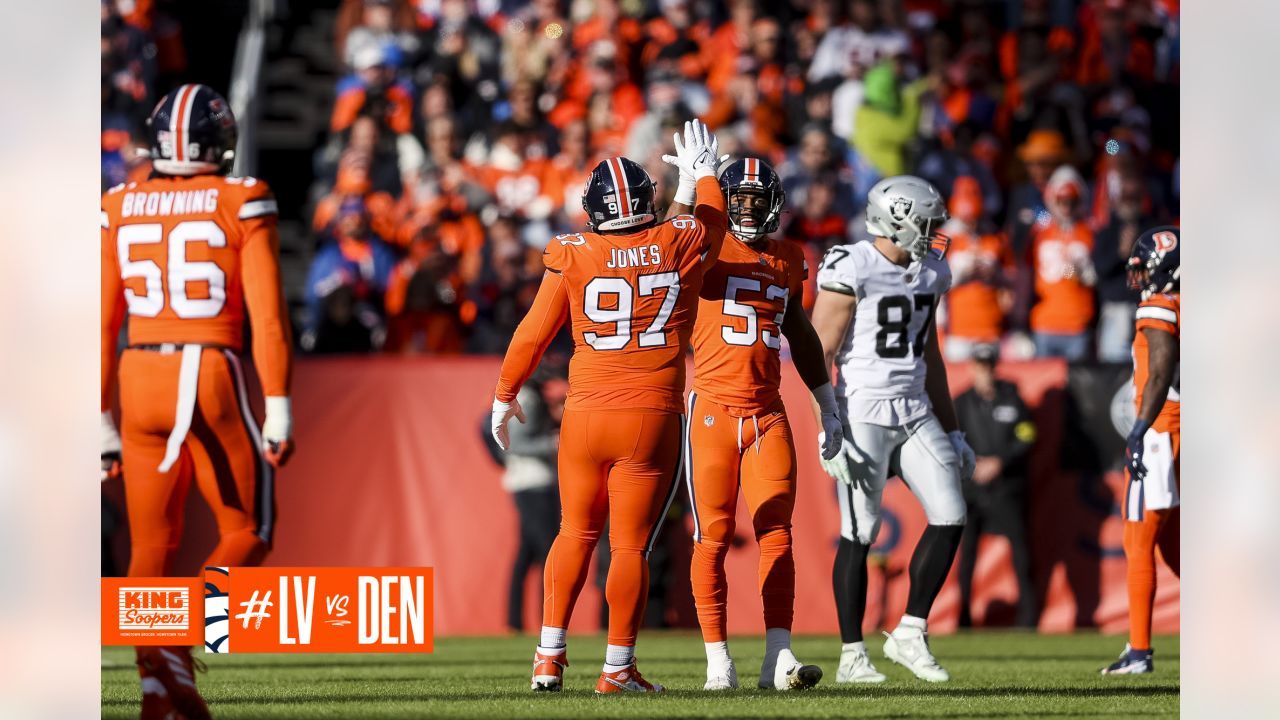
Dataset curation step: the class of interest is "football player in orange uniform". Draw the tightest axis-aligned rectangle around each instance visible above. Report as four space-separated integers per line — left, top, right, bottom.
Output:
101 84 294 719
1102 226 1180 675
492 121 726 694
666 158 842 691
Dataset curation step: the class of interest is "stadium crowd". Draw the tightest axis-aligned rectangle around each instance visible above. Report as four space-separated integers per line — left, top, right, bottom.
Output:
101 0 1180 362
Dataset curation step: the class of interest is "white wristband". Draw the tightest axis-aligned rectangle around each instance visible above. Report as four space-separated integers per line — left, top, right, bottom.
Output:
812 382 839 416
102 410 121 454
673 178 696 206
263 395 292 441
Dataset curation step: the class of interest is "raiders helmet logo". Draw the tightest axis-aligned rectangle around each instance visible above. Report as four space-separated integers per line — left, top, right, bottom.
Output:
889 197 913 221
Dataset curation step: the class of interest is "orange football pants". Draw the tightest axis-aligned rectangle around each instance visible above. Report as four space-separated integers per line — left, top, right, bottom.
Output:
543 408 683 647
686 392 796 642
119 346 274 577
1124 430 1180 651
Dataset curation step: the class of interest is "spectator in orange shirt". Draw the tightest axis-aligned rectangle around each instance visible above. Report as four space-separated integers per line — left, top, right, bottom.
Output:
331 43 415 135
314 150 401 247
1006 128 1068 254
474 122 564 229
551 118 595 231
1028 165 1097 361
384 227 468 355
940 176 1014 361
1075 0 1156 90
641 0 709 78
702 0 759 94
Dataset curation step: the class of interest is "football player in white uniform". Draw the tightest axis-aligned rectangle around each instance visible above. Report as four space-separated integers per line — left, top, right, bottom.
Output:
810 176 976 683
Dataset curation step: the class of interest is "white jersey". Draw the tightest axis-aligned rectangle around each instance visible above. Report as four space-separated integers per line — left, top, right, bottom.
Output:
816 241 952 423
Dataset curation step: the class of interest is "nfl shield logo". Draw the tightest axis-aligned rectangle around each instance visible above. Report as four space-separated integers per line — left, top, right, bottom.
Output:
704 415 714 427
889 197 913 221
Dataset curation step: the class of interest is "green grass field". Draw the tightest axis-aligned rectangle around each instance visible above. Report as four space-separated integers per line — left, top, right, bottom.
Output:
102 631 1178 718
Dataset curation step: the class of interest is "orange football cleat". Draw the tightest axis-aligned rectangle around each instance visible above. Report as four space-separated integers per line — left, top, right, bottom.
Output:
531 649 568 691
595 661 665 694
136 646 211 720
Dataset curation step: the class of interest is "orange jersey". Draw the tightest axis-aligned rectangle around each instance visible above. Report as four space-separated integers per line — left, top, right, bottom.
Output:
1029 221 1095 334
691 235 807 415
101 174 293 406
1132 292 1180 432
945 228 1013 341
496 176 728 412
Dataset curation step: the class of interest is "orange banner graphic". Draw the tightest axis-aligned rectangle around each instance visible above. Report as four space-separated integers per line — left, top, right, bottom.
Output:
204 567 434 653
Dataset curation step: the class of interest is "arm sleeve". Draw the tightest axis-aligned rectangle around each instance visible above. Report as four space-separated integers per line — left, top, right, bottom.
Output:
240 200 294 397
101 211 126 412
816 245 859 296
693 175 728 268
495 271 570 402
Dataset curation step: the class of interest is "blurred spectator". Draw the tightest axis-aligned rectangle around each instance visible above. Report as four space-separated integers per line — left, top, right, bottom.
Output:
1027 165 1096 360
101 0 157 132
1091 172 1152 363
779 125 857 219
101 114 150 191
313 150 401 247
332 42 416 135
852 60 928 179
1075 0 1156 90
808 0 909 83
939 177 1013 361
916 121 1002 223
702 0 760 95
551 118 594 230
781 177 849 311
416 0 503 116
303 198 397 353
1007 128 1069 254
468 214 546 353
384 228 468 354
500 371 567 633
474 121 564 240
501 78 559 160
335 0 420 71
954 344 1038 628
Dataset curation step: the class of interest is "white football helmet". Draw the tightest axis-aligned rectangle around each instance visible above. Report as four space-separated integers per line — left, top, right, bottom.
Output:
865 175 949 260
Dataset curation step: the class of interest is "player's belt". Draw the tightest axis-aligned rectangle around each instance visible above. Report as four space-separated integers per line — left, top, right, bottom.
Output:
128 343 232 354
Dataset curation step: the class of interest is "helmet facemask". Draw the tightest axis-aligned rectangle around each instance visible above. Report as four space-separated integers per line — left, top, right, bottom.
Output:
726 186 782 241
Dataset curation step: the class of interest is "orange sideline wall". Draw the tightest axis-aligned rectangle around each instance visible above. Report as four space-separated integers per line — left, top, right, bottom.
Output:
127 357 1177 637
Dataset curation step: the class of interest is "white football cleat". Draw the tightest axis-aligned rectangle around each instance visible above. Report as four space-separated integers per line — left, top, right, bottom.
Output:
883 628 950 682
836 646 887 683
761 648 822 690
704 658 739 690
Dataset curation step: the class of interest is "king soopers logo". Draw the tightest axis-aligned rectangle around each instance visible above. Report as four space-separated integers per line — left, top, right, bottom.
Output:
119 587 190 630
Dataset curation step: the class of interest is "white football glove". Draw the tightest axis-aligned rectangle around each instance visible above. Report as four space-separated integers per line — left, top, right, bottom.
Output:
948 430 976 483
661 119 720 187
491 397 526 451
101 410 122 482
820 438 856 486
262 396 295 469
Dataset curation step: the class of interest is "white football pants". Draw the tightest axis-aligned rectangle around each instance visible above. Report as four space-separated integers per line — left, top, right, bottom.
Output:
834 413 966 544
